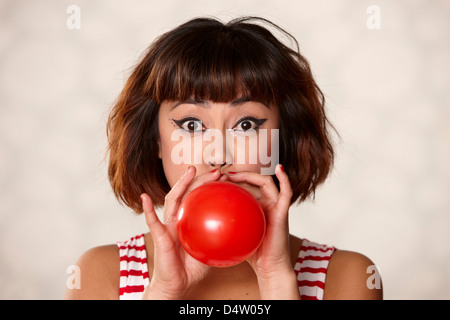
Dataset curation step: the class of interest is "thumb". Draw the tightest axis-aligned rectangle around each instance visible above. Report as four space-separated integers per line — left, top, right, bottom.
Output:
141 193 171 246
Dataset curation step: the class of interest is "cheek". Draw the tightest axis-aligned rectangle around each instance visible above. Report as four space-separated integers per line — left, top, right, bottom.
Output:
165 166 186 188
229 134 259 166
258 128 279 175
230 129 278 170
161 151 186 188
159 132 184 187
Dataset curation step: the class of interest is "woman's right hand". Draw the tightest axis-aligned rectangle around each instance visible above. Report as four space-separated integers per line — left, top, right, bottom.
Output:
140 166 221 300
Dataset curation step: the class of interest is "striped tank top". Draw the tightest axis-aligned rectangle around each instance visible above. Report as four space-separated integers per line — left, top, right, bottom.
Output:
117 234 335 300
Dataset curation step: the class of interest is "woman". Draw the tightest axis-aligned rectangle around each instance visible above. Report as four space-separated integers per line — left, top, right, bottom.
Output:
65 16 383 300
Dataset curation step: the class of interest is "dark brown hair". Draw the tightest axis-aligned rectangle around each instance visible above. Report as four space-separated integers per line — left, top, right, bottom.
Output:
107 16 335 213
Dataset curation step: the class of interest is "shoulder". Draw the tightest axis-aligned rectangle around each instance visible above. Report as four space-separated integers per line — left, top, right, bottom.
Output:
324 249 383 300
64 244 120 300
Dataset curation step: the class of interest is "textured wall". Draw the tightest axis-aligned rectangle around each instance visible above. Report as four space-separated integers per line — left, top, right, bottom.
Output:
1 0 449 299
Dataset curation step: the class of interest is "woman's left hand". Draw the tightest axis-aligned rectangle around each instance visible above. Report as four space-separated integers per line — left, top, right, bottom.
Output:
226 164 301 300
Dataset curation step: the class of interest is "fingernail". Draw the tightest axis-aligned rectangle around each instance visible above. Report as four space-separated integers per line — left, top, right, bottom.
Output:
181 166 193 179
228 171 237 174
211 169 218 173
276 164 284 174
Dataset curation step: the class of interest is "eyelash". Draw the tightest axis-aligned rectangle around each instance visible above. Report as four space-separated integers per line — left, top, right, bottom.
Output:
234 116 267 132
171 117 206 133
171 116 267 133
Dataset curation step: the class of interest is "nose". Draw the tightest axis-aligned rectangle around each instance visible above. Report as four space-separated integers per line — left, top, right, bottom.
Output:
205 145 232 169
208 161 231 170
203 129 233 170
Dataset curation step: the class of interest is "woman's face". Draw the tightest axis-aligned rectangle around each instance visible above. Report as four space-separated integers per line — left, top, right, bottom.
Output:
158 97 280 187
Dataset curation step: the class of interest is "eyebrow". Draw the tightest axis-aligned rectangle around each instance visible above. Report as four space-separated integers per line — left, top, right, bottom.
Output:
171 96 269 110
171 99 208 110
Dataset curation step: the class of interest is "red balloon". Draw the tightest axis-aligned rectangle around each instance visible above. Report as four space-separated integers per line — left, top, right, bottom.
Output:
177 181 266 267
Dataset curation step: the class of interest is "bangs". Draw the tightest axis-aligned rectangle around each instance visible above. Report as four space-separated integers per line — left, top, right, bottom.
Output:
108 16 335 210
144 18 291 105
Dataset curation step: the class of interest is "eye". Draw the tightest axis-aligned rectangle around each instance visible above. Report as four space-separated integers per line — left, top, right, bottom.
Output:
172 117 205 133
183 120 203 132
238 120 254 131
233 117 267 132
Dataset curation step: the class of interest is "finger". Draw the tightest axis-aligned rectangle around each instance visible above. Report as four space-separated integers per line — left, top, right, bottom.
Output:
163 166 196 223
141 193 177 271
164 167 221 223
227 171 279 203
182 169 222 198
141 193 166 242
230 181 262 200
217 173 260 198
274 164 293 217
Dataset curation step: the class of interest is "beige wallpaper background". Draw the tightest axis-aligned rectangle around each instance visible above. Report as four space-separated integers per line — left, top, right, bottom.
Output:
1 0 449 299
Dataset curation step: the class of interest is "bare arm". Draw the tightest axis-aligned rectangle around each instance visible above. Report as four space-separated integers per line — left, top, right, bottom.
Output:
64 245 120 300
324 250 383 300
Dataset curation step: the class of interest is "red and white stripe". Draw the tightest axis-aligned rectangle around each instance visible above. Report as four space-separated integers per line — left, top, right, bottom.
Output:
294 239 336 300
117 235 335 300
117 234 149 300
